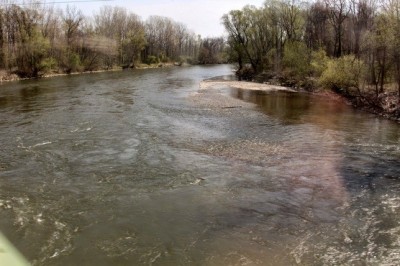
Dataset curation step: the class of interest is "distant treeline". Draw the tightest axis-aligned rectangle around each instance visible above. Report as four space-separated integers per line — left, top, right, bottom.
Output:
0 2 226 78
223 0 400 111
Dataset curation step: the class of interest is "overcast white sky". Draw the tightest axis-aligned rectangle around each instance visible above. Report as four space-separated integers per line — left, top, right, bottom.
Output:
55 0 265 37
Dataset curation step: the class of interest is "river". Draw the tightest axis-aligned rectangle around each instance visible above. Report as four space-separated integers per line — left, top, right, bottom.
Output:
0 65 400 265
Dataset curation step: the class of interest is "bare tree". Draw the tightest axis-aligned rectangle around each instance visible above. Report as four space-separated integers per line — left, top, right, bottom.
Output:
349 0 376 56
305 1 331 51
198 37 225 64
63 5 84 47
324 0 349 57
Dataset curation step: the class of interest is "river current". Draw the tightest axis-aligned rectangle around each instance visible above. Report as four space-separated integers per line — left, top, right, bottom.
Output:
0 65 400 265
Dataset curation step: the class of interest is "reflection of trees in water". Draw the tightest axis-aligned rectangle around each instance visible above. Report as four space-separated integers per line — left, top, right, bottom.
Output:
231 88 361 130
20 86 42 99
19 85 56 113
0 96 8 108
233 86 400 187
231 88 311 122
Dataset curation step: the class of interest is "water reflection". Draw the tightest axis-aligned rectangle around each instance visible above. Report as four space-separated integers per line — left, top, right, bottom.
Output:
20 85 43 99
0 96 8 107
229 87 400 180
0 84 58 114
231 88 311 123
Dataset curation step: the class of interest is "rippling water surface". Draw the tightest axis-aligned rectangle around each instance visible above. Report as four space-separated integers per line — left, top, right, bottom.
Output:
0 65 400 265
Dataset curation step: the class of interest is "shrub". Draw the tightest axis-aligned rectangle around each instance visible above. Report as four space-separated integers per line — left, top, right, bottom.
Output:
145 55 159 65
185 57 198 65
40 57 58 74
161 56 170 63
311 48 329 77
319 55 366 93
66 53 83 73
236 66 255 81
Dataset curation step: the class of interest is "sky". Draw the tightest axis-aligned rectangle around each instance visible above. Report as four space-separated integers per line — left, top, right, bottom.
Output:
53 0 265 37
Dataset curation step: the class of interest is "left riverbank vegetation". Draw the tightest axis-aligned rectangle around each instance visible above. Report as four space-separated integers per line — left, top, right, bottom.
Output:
0 1 227 81
222 0 400 119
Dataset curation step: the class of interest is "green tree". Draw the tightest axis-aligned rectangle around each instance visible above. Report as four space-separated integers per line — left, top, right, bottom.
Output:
282 41 311 80
222 6 274 76
16 28 50 77
122 27 146 68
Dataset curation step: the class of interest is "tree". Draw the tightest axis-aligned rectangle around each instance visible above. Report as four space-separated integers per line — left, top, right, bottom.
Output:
223 2 306 78
279 0 305 43
305 2 332 51
362 14 390 95
63 5 83 47
121 14 146 68
198 37 225 64
16 27 50 77
144 16 199 63
384 0 400 101
282 41 311 81
222 6 274 75
62 5 84 73
0 8 4 68
324 0 350 58
349 0 376 56
0 3 50 77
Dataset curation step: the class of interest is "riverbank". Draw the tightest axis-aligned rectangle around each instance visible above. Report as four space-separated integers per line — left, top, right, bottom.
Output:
310 88 400 123
352 92 400 123
0 62 178 84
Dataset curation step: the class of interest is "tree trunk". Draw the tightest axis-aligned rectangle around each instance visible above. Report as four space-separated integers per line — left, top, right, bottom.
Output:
398 80 400 103
397 60 400 103
379 48 386 94
337 23 342 57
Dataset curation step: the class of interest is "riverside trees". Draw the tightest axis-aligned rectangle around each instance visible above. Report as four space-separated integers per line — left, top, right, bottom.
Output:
223 0 400 109
0 2 207 78
144 16 201 64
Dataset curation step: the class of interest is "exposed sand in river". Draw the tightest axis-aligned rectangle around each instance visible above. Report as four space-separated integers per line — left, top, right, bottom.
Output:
199 80 296 92
189 79 295 111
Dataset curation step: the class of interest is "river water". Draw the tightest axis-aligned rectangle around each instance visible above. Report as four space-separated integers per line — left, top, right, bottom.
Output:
0 65 399 265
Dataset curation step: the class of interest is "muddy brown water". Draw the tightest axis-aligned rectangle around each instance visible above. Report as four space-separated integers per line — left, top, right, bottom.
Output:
0 65 400 265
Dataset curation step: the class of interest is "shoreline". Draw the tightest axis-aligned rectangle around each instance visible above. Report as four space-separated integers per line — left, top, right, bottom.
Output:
0 63 177 84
